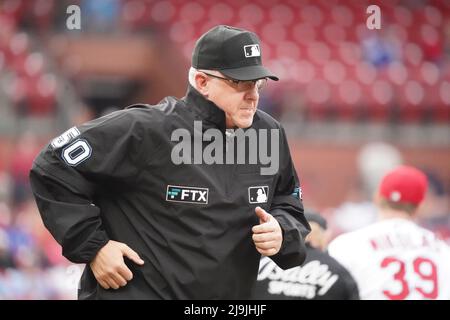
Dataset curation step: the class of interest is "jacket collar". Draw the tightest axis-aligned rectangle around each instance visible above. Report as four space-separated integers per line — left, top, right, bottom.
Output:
183 84 226 132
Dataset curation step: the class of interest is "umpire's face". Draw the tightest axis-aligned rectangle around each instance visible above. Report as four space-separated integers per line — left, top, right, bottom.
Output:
197 70 260 129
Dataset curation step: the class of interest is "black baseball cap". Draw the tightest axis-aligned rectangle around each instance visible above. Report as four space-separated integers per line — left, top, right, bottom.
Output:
192 25 279 81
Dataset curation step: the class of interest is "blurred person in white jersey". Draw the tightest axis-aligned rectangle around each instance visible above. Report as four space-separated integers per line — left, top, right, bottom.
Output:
328 166 450 300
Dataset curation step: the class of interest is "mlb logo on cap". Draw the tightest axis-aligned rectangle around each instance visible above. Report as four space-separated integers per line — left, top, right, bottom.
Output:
244 44 260 58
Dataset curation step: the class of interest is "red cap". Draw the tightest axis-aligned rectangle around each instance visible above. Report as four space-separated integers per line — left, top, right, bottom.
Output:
379 166 428 205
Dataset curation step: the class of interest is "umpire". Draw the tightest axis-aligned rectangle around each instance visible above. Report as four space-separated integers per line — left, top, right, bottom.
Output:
29 25 310 299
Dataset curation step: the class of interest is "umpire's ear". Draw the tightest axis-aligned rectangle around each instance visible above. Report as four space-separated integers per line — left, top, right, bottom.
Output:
194 71 210 96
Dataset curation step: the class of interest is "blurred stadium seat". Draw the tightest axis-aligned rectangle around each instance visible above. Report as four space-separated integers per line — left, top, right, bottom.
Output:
113 0 449 123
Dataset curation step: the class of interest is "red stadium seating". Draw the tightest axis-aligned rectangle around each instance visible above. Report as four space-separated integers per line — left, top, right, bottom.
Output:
116 0 448 123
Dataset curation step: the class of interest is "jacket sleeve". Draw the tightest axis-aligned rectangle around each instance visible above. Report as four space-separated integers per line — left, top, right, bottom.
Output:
269 126 310 270
29 109 150 264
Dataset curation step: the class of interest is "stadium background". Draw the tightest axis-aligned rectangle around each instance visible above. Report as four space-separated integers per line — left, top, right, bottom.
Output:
0 0 449 299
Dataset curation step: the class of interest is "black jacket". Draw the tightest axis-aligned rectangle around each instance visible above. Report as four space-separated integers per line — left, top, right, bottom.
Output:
29 85 310 299
251 244 360 300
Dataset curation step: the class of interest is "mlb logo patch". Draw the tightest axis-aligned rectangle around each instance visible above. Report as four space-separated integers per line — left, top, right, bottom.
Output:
166 185 208 205
244 44 260 58
248 186 269 204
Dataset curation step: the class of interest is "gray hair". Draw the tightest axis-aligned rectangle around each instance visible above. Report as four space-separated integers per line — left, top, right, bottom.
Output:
188 67 197 88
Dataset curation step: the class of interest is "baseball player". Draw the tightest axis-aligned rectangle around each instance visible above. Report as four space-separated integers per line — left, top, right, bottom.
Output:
328 166 450 300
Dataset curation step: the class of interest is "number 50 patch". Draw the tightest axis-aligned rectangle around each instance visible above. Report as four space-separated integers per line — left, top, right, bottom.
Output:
62 139 92 166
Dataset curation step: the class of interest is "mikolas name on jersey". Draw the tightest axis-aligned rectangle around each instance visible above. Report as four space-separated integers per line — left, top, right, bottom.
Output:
170 121 280 175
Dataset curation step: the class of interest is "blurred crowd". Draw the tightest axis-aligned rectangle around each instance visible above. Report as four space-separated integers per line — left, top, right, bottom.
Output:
1 0 450 121
0 132 78 299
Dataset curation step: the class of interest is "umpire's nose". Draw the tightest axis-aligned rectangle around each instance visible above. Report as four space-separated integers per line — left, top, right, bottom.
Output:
245 84 259 101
